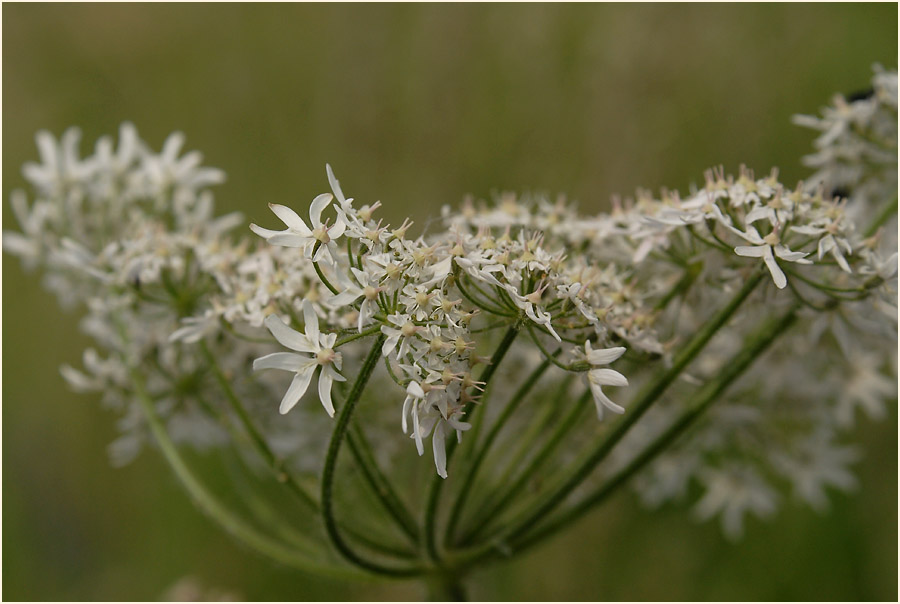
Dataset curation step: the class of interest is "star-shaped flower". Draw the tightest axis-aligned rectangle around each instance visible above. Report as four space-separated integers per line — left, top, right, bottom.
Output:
253 300 345 416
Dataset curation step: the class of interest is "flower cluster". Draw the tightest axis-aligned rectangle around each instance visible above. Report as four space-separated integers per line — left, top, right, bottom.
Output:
5 67 896 554
251 166 635 476
793 64 898 215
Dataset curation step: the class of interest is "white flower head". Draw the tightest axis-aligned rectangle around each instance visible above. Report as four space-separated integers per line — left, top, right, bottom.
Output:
253 300 345 416
250 194 346 265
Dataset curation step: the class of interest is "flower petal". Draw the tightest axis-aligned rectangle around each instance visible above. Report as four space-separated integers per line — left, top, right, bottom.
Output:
590 368 629 387
326 164 347 205
253 352 307 372
264 314 317 352
309 193 333 227
433 422 448 479
269 203 311 234
762 247 788 289
586 345 627 365
734 245 768 258
279 365 316 414
301 299 320 344
318 370 335 417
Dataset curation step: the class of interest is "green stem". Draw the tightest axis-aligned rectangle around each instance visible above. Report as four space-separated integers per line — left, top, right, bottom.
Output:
423 325 520 563
335 324 383 347
130 368 362 579
490 377 570 489
312 242 341 295
426 574 468 601
526 324 585 371
201 342 319 510
458 390 591 545
347 423 421 544
455 275 516 317
202 343 412 559
443 355 555 546
320 335 424 576
510 303 800 557
454 268 765 562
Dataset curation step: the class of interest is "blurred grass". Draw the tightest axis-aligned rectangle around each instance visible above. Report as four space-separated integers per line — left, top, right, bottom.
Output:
2 3 897 600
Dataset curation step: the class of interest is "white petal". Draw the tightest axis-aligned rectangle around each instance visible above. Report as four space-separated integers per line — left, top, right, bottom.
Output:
762 248 787 289
309 193 334 227
264 314 317 352
586 345 627 365
249 223 282 239
382 333 399 357
412 402 424 456
326 164 347 204
279 365 315 414
301 300 320 344
267 233 312 248
433 422 448 479
330 290 362 306
589 382 625 418
590 368 629 387
269 203 311 234
407 381 425 399
318 370 335 417
327 364 346 382
402 395 412 433
328 219 346 240
773 245 811 263
252 352 307 372
744 206 771 224
734 245 768 258
790 225 824 236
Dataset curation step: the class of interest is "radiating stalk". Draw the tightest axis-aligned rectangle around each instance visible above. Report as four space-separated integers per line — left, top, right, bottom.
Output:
458 390 590 545
508 303 800 557
423 325 520 563
320 335 424 576
453 269 765 562
131 367 362 579
347 423 421 543
443 356 554 545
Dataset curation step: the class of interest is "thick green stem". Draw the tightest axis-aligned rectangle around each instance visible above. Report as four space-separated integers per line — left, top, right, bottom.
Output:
444 355 555 545
453 269 765 562
423 325 520 563
510 303 800 556
426 574 468 601
320 335 424 577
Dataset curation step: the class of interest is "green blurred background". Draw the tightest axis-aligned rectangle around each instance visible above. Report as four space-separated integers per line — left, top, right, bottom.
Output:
3 3 897 600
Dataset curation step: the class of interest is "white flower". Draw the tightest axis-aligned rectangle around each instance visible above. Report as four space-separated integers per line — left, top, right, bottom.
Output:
253 300 345 416
380 313 421 358
791 222 853 273
250 194 346 265
583 341 629 419
732 227 811 289
506 282 561 341
329 267 383 332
